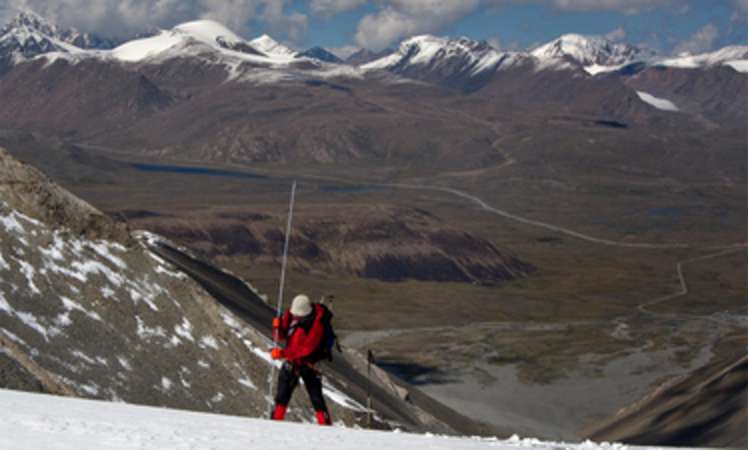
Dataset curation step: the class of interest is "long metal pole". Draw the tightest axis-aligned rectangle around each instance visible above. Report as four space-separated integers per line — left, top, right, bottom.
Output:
367 349 373 428
266 181 297 417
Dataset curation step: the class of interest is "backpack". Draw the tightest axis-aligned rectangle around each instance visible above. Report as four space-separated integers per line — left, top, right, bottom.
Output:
318 304 340 362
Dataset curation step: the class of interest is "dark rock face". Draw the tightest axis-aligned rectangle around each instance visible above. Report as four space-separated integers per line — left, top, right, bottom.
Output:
0 352 46 393
299 47 343 63
346 48 394 66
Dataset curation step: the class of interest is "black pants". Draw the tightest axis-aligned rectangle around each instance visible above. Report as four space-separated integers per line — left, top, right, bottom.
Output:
275 363 328 412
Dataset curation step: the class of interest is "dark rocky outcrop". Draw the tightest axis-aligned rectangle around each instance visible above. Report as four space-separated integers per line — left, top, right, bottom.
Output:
0 147 129 241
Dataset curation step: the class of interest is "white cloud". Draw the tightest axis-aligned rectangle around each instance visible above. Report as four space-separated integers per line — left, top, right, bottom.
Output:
310 0 367 16
0 0 307 41
604 26 626 41
546 0 673 14
354 0 480 51
257 0 308 42
349 0 683 50
673 23 719 55
735 0 748 12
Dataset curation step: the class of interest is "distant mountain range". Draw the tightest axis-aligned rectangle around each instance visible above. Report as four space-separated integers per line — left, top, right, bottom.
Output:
0 10 745 167
2 10 745 76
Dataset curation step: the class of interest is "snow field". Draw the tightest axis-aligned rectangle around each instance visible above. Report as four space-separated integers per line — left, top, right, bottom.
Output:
0 389 692 450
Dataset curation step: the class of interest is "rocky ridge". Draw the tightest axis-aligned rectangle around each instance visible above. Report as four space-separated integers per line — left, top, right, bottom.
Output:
0 147 369 424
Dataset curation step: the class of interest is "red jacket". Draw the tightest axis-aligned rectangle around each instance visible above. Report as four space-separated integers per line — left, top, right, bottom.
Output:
276 304 326 366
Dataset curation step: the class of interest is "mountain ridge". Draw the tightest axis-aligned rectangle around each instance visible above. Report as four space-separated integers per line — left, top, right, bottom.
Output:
2 11 746 79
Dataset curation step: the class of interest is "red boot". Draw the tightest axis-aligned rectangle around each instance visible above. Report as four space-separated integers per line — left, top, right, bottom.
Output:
271 404 287 421
315 410 331 426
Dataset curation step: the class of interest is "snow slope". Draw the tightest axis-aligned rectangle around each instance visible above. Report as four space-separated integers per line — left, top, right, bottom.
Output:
249 34 298 59
112 20 251 63
111 30 185 62
0 389 694 450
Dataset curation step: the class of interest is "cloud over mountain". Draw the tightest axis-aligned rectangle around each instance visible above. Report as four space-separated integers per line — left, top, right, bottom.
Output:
354 0 480 51
0 0 307 41
673 23 719 55
310 0 367 16
350 0 681 51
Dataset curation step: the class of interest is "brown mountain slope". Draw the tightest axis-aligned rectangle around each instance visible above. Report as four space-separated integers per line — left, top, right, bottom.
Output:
621 65 748 127
0 59 172 139
585 352 748 448
136 204 535 285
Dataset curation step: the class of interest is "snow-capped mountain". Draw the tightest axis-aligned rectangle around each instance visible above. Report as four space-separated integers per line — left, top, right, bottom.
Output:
249 34 298 59
659 45 748 73
0 16 343 86
362 35 529 88
110 19 267 63
1 10 115 49
531 34 653 74
0 10 115 65
0 12 79 64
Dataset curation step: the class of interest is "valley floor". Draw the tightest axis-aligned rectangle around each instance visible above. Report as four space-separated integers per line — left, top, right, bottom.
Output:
0 388 698 450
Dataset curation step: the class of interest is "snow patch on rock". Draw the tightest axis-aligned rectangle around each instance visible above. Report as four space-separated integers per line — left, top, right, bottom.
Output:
636 91 680 112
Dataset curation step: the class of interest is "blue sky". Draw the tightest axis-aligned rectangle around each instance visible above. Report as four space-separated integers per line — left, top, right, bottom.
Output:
2 0 747 56
295 1 748 56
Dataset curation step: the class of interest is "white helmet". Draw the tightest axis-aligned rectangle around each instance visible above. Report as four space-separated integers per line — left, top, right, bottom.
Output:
290 294 313 317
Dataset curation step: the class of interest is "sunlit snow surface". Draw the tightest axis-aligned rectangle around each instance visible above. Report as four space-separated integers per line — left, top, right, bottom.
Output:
250 34 298 59
0 389 692 450
583 63 627 76
636 91 680 112
111 30 185 62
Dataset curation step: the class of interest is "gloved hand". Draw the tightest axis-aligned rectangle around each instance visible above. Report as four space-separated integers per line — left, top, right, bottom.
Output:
271 348 284 360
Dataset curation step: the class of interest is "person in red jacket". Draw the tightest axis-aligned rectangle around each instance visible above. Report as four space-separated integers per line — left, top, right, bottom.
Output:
270 294 332 425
